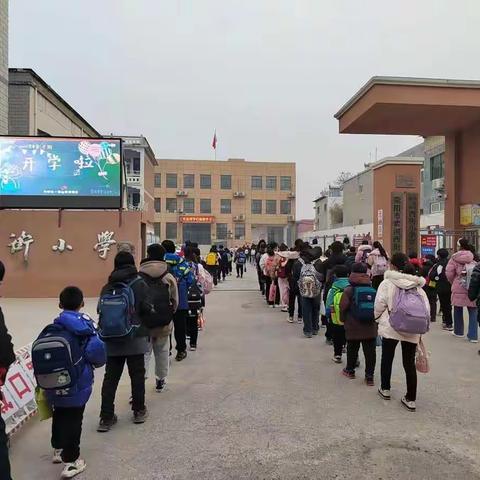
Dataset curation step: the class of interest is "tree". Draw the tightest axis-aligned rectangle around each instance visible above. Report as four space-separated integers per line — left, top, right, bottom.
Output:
334 171 353 186
330 204 343 226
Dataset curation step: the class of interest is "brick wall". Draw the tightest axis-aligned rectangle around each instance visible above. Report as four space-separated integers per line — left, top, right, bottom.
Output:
0 0 8 135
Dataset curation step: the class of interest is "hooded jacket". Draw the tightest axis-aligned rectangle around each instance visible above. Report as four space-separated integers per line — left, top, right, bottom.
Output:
325 277 350 321
45 311 106 408
374 270 429 344
355 245 372 263
99 264 151 356
446 250 477 307
164 253 195 310
468 263 480 305
340 272 378 341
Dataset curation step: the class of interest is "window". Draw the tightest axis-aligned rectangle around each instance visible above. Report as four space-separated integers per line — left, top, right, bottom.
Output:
251 176 262 190
216 223 228 240
154 173 161 187
358 184 363 193
220 199 231 214
235 223 245 240
200 198 211 213
183 198 194 214
183 174 194 189
280 176 291 191
280 200 291 215
154 198 161 213
266 200 277 214
430 153 444 181
166 173 177 188
430 201 443 214
200 174 211 189
166 222 177 240
251 199 262 214
221 175 232 189
266 176 277 190
153 222 161 237
329 188 342 197
166 198 177 213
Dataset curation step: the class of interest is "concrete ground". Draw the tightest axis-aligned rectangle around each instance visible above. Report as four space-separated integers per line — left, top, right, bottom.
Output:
5 265 480 480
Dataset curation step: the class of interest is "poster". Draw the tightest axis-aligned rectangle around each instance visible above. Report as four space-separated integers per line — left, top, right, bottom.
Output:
421 234 437 257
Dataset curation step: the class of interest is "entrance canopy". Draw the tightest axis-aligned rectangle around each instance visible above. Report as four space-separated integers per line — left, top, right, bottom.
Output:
334 76 480 136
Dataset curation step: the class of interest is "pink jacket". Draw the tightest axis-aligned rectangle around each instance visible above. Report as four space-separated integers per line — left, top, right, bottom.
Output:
355 245 372 263
446 250 477 307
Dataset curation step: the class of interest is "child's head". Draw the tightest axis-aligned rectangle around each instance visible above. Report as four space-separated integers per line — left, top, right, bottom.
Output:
147 243 166 261
351 262 368 274
161 240 176 254
59 286 84 311
437 248 449 259
334 265 349 279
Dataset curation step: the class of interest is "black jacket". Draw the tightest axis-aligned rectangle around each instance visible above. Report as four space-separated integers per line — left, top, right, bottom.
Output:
468 263 480 303
321 253 348 293
0 306 15 382
430 258 451 294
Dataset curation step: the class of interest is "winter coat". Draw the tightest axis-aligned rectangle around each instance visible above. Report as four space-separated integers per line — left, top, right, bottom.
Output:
367 248 388 277
340 272 378 341
446 250 477 307
374 270 429 344
468 263 480 304
99 264 151 357
344 253 356 270
45 311 106 408
139 260 178 338
430 258 451 295
325 277 350 319
165 253 195 310
355 245 372 263
0 306 15 387
321 253 348 292
409 258 423 275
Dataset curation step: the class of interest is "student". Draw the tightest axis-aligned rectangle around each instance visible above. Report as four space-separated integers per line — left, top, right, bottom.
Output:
97 252 151 431
255 240 267 294
345 246 357 270
408 252 423 275
355 240 372 264
277 244 291 312
184 246 203 351
0 261 15 480
287 240 304 323
219 246 229 281
325 265 350 362
468 261 480 354
375 253 430 412
263 244 280 306
421 254 437 323
34 286 106 478
367 241 389 290
162 240 196 360
235 247 247 278
139 244 178 392
205 246 220 286
430 249 452 330
340 263 378 384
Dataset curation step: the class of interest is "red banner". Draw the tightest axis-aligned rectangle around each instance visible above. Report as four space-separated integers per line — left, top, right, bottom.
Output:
180 215 215 224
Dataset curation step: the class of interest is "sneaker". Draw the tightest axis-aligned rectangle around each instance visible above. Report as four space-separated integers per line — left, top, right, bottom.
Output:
281 306 288 312
312 330 319 336
452 332 464 338
175 351 187 362
468 338 479 343
133 408 148 424
332 355 342 364
52 449 63 464
365 377 375 387
378 388 391 400
442 324 454 331
288 317 294 323
155 378 166 392
342 368 355 379
297 317 303 324
304 332 313 338
401 396 416 412
61 458 86 478
189 345 197 351
97 414 118 432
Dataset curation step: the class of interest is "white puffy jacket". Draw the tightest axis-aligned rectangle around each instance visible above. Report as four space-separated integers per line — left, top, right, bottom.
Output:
374 270 429 344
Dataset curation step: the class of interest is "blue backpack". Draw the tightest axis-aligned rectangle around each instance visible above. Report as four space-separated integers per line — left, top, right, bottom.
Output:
32 324 86 391
98 277 141 341
351 286 377 323
237 253 246 264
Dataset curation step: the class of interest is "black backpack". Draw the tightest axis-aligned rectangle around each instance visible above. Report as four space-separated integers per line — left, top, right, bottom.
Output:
187 283 203 312
142 273 173 329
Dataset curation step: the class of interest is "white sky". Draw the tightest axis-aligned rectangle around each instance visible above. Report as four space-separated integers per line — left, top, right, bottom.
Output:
9 0 480 218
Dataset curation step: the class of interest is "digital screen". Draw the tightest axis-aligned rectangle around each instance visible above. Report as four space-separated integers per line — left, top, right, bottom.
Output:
0 136 122 209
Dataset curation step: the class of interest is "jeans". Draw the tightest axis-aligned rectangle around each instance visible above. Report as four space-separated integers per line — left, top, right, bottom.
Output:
0 414 11 480
288 282 303 319
438 290 452 327
174 309 188 353
51 405 85 463
381 338 417 401
100 354 146 420
236 264 244 277
302 296 320 334
257 269 266 294
453 306 478 340
144 335 169 381
331 324 346 356
346 339 376 378
187 311 199 348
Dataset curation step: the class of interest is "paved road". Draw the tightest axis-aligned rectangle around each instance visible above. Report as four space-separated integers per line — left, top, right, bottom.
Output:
6 267 480 479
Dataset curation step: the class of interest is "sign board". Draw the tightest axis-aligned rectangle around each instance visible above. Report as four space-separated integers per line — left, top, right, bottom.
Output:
421 234 437 257
180 215 215 224
377 209 384 239
460 204 473 226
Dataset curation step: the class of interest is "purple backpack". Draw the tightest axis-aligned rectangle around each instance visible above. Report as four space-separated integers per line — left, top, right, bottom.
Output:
389 287 430 335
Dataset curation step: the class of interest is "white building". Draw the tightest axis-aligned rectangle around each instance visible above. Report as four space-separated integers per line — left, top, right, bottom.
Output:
313 186 343 231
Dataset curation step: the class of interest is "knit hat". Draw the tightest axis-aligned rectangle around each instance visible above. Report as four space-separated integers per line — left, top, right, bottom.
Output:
114 251 135 269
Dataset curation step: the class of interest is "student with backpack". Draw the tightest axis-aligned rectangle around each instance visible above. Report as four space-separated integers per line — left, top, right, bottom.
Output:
184 246 204 351
355 240 372 264
375 253 430 412
468 261 480 354
139 244 178 393
205 246 220 285
219 246 230 281
430 249 453 331
0 261 15 480
339 263 378 384
235 247 247 278
32 286 106 478
367 241 389 290
421 254 438 323
255 241 267 294
277 245 291 312
97 251 151 431
325 265 350 361
263 244 280 307
446 238 478 342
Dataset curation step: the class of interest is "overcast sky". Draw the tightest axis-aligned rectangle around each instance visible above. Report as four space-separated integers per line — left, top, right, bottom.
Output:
9 0 480 218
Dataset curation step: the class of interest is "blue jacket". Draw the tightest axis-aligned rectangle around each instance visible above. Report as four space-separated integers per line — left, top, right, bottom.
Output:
45 311 106 408
165 253 195 310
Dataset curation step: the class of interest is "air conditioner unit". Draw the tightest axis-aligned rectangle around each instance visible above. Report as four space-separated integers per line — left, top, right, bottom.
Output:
234 191 245 198
176 190 188 196
287 215 295 222
288 192 296 198
432 178 445 190
233 214 245 222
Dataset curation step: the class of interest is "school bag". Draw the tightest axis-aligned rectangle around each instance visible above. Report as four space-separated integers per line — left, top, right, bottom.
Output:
277 259 288 279
351 286 376 323
459 262 477 290
226 252 232 262
298 259 322 298
389 287 430 335
330 288 344 325
187 282 203 312
32 323 86 391
205 252 218 266
97 277 141 341
142 273 173 329
237 252 246 265
371 256 388 277
198 267 213 295
264 256 277 278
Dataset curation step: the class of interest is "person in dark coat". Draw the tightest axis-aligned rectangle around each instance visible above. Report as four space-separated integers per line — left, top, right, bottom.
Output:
432 248 453 331
345 246 356 270
468 260 480 355
0 261 15 480
97 252 151 432
339 262 378 384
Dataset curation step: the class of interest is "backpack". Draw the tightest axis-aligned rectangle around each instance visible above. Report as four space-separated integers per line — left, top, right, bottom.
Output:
97 277 141 341
187 282 203 312
142 273 173 329
226 252 232 262
206 252 217 266
237 252 246 265
351 286 376 323
371 256 388 277
459 262 477 290
361 249 370 263
32 323 86 391
277 259 287 279
198 267 213 294
331 288 344 325
389 287 430 335
264 256 277 278
298 259 322 298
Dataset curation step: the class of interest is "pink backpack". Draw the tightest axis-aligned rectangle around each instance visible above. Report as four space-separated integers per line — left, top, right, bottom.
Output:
197 266 213 295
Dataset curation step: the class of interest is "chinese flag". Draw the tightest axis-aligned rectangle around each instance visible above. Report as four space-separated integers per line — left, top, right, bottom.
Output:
212 130 217 149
